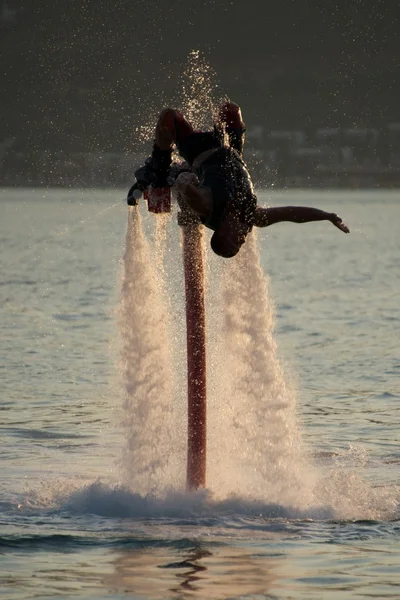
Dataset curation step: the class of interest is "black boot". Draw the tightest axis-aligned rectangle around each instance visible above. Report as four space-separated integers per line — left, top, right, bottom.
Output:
148 144 173 187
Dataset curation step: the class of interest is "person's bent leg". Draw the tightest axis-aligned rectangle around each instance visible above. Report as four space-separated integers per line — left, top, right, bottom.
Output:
145 108 185 185
149 109 196 185
215 101 246 156
133 109 196 190
155 108 195 150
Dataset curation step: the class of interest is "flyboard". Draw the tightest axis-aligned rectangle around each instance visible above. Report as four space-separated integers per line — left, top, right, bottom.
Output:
127 171 207 491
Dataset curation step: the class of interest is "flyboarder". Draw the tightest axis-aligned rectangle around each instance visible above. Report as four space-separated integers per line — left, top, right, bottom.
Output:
128 101 350 257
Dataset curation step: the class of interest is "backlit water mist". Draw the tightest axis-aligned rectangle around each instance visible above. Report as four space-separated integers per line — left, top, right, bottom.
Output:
117 198 399 522
118 208 184 494
118 203 309 505
207 231 313 505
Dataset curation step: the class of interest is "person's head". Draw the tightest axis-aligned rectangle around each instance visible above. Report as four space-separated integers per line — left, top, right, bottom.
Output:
210 208 251 258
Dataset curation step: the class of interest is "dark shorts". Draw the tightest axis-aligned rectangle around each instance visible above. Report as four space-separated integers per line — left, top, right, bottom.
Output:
177 132 257 231
198 148 256 231
176 131 220 165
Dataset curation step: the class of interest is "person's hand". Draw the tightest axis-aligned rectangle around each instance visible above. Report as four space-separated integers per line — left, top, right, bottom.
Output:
330 213 350 233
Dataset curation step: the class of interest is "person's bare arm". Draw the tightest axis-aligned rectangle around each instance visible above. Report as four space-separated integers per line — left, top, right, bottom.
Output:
253 206 350 233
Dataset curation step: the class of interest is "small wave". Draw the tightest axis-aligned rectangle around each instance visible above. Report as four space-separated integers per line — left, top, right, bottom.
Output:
19 480 334 521
0 534 96 552
1 427 88 440
0 279 37 286
0 532 218 553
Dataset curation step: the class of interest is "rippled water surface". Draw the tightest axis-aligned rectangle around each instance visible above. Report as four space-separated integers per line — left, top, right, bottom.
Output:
1 188 399 599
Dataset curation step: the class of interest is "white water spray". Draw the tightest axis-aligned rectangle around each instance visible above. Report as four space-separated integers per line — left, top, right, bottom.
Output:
207 231 315 506
118 208 184 494
177 50 222 130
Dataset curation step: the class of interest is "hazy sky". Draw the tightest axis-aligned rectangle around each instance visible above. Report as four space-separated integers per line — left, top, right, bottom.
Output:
1 0 398 151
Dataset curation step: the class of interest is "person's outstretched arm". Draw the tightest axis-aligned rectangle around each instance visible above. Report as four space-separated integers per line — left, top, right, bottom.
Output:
253 206 350 233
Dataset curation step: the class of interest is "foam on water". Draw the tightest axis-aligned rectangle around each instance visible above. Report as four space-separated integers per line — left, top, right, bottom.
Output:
14 471 400 522
20 479 332 520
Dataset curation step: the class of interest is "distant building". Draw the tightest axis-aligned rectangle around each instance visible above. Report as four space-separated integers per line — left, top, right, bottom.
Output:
267 130 306 147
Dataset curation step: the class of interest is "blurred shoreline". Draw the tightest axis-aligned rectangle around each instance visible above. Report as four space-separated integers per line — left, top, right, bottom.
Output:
1 162 400 191
1 169 399 190
2 122 399 190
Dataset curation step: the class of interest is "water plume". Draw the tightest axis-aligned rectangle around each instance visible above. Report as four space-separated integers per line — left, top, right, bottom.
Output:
118 208 184 494
207 231 315 507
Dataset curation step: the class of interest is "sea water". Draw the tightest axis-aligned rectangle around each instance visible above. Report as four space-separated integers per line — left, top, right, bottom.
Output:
0 188 399 599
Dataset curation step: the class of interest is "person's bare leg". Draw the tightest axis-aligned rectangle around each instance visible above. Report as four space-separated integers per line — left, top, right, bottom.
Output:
215 101 246 156
155 108 195 150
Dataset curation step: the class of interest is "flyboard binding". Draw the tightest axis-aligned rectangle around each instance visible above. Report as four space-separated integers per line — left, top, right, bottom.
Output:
127 160 171 214
127 158 191 214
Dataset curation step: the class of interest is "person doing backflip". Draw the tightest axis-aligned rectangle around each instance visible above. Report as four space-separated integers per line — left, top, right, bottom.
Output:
129 101 349 257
